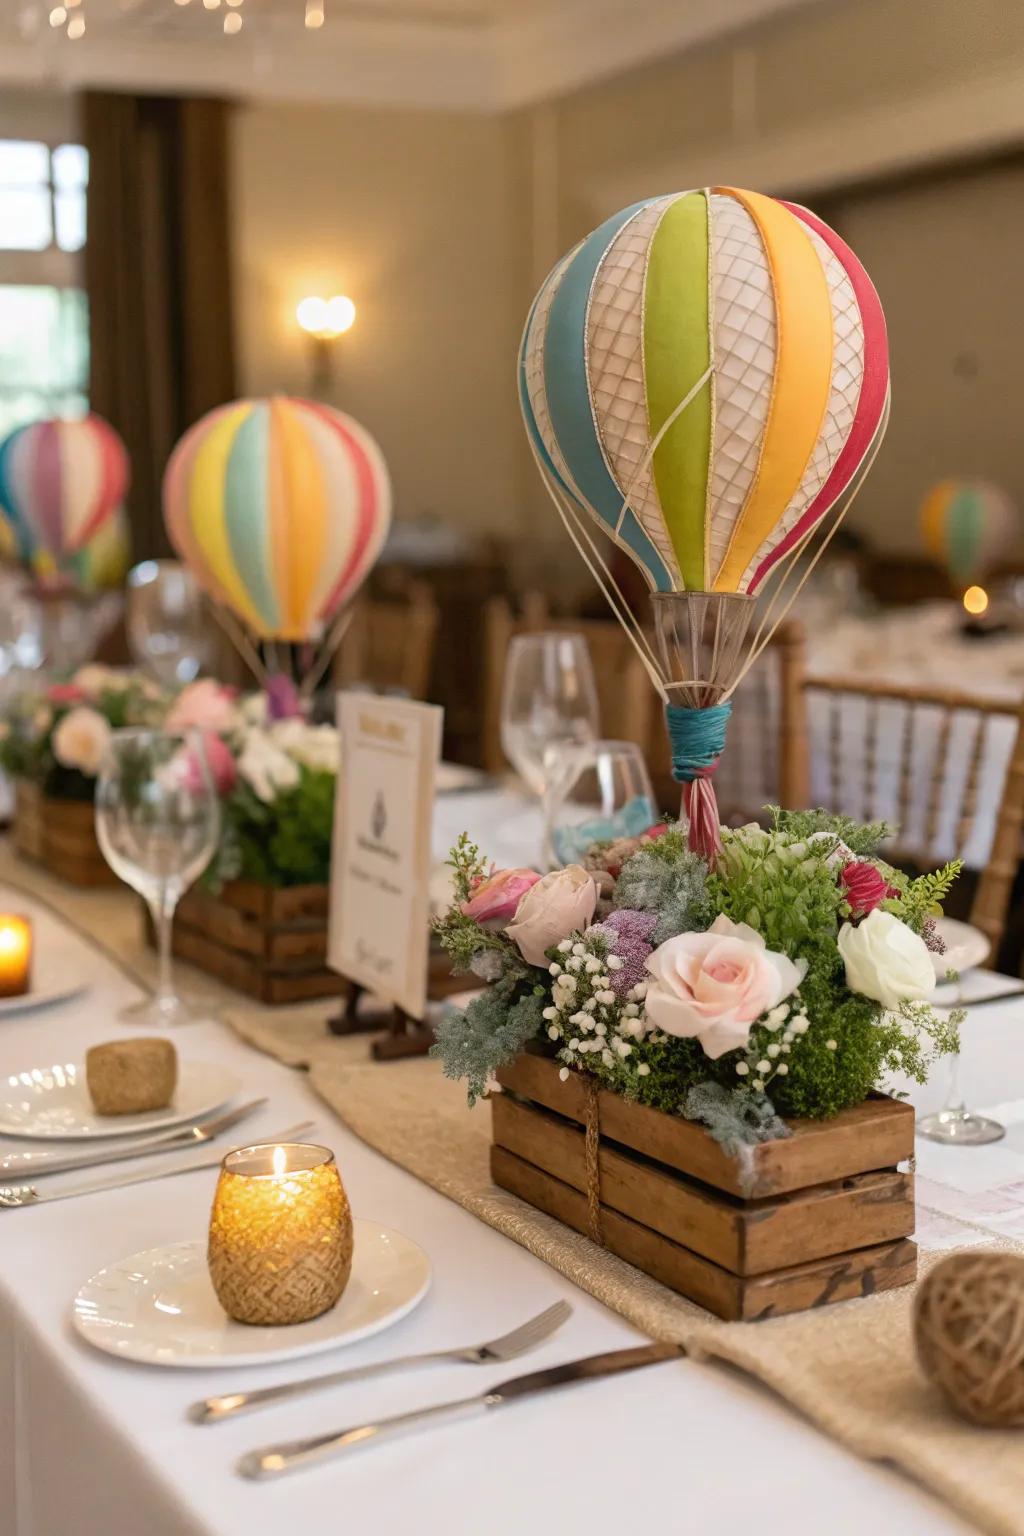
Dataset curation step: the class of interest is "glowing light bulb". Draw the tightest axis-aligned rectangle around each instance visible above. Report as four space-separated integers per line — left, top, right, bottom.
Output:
963 585 989 616
224 10 241 30
66 11 85 36
203 0 221 8
296 296 328 335
305 2 325 28
272 1145 287 1177
49 6 66 25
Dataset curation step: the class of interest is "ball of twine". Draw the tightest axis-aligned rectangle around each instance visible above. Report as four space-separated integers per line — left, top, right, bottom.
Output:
914 1251 1024 1427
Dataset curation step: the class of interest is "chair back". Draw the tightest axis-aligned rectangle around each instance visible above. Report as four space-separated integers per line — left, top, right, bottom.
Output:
797 668 1024 954
334 582 439 701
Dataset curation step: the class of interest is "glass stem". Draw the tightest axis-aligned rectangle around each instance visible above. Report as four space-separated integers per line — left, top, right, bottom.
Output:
943 1050 965 1115
150 887 177 1004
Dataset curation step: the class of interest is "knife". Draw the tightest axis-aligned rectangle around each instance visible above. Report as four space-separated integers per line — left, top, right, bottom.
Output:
0 1121 314 1208
0 1098 269 1178
238 1340 685 1480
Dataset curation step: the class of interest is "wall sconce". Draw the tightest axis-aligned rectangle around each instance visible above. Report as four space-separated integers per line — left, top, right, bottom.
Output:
296 294 356 396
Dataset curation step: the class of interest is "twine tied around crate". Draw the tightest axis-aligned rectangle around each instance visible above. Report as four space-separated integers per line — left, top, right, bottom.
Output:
582 1076 605 1247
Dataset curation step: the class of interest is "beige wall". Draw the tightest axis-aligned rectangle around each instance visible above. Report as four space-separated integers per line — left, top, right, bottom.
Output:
231 101 531 542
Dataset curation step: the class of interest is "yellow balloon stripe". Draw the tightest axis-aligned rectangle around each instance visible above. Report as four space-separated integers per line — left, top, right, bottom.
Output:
920 480 953 561
188 401 264 631
270 400 327 640
713 188 834 593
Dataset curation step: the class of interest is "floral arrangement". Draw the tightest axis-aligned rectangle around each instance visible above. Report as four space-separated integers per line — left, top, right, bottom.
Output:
0 664 167 798
433 809 961 1137
0 668 340 890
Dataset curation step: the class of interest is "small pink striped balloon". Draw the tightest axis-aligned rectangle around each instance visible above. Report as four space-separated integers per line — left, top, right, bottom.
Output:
0 414 129 585
163 397 392 641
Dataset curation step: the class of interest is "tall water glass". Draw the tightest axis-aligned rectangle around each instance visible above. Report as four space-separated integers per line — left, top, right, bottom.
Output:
127 560 211 687
545 739 657 866
917 925 1004 1145
500 633 600 798
96 729 221 1026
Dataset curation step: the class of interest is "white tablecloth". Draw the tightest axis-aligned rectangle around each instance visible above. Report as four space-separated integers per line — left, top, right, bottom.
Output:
2 820 1022 1534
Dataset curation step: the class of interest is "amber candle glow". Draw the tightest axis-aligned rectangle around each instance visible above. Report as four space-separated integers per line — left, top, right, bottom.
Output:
0 916 32 998
208 1142 353 1327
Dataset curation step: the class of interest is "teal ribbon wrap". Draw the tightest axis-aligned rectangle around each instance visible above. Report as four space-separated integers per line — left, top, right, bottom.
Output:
665 701 732 783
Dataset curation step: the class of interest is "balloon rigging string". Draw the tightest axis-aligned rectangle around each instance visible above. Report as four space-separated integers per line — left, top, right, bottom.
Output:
299 607 356 701
207 601 270 689
612 364 714 546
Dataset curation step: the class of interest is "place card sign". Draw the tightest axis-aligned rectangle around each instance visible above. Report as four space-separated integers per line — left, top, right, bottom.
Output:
329 695 443 1020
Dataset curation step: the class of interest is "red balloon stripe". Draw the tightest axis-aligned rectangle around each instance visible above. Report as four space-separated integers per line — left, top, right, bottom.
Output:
303 400 380 621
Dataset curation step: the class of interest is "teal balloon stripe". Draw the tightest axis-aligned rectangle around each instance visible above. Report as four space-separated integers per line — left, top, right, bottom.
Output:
225 403 279 635
540 201 673 592
947 485 981 584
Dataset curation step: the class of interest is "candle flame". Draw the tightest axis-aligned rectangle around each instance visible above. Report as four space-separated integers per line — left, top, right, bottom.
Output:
963 585 989 615
272 1145 286 1176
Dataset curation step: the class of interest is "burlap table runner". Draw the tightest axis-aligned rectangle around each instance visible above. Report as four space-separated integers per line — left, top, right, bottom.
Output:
3 843 1019 1536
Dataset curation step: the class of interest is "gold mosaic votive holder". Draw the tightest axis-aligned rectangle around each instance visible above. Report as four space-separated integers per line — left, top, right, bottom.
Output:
208 1142 353 1327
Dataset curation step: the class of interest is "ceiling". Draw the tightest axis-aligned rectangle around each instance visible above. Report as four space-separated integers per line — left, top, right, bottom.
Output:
1 0 822 110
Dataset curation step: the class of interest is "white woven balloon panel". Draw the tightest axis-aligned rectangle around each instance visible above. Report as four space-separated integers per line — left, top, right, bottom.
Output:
741 222 866 586
587 198 678 580
522 250 579 498
707 193 775 585
712 659 782 825
806 695 1014 870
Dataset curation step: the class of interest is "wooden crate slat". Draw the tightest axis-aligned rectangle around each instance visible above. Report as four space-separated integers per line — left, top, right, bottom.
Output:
496 1053 914 1199
491 1093 914 1277
491 1146 917 1322
168 924 345 1003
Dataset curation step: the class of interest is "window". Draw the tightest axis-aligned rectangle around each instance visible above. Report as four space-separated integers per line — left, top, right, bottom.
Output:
0 139 89 439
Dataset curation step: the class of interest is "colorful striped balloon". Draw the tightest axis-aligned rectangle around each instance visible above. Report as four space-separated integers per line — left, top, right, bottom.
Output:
520 187 889 596
0 414 129 586
920 481 1017 586
163 397 392 642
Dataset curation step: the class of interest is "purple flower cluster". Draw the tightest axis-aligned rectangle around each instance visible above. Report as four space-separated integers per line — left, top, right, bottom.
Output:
587 908 658 996
921 917 946 955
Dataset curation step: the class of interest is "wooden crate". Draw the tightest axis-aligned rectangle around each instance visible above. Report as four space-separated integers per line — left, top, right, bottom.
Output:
13 780 117 887
492 1052 917 1322
150 881 347 1005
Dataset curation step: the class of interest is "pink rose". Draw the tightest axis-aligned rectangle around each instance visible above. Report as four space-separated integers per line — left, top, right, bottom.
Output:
183 731 237 796
840 860 897 919
47 683 86 705
506 865 598 968
166 679 237 734
645 914 805 1059
462 867 540 924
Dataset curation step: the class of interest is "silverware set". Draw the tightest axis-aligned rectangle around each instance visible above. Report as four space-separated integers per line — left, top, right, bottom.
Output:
185 1297 683 1480
0 1099 312 1208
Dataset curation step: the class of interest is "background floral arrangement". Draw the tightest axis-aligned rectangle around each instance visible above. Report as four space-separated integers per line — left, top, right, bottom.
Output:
0 669 339 889
433 810 962 1137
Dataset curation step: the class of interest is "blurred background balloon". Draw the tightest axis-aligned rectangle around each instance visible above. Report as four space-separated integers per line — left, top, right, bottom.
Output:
920 480 1017 588
162 397 392 661
0 413 130 591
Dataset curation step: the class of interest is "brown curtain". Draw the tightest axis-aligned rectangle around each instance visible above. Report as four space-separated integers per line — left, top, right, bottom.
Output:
83 92 237 559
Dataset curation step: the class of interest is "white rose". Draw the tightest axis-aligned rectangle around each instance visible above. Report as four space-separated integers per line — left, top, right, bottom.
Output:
52 706 112 776
73 664 129 697
237 731 301 803
838 909 934 1010
270 720 339 774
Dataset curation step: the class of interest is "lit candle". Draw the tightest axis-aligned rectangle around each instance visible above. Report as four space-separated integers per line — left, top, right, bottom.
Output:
208 1142 353 1326
0 916 32 998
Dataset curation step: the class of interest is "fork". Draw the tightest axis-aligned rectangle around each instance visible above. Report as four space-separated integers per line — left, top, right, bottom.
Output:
0 1098 268 1179
189 1299 573 1424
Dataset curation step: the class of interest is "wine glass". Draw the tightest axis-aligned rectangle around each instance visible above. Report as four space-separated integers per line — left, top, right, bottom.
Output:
500 632 600 797
95 728 221 1026
546 739 657 865
127 560 211 687
916 917 1004 1145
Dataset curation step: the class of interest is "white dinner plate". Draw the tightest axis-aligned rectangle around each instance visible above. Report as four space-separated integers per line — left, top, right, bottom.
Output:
0 1058 240 1139
72 1224 431 1368
930 916 991 983
0 951 87 1018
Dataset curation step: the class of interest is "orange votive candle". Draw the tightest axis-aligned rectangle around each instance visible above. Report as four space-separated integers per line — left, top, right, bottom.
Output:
0 916 32 998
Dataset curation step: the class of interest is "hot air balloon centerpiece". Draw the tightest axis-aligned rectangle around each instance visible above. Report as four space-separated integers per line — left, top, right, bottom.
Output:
0 412 130 593
519 187 890 860
163 396 391 691
920 480 1017 596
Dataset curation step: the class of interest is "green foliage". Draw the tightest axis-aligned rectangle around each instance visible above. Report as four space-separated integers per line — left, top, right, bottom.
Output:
445 833 490 904
432 903 520 979
430 981 546 1105
208 766 335 889
768 805 893 855
613 837 711 944
682 1081 790 1155
883 860 963 931
710 830 845 969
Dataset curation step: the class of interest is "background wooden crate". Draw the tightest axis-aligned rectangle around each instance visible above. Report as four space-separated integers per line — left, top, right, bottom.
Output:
13 780 117 888
149 881 346 1005
492 1052 917 1322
